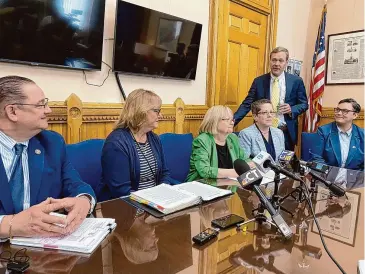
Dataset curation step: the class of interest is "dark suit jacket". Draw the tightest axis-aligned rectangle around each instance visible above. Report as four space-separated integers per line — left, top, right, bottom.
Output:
233 72 308 144
0 130 95 215
310 122 364 171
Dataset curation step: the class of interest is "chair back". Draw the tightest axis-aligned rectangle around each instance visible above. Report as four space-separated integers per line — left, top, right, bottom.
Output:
66 139 105 195
159 133 193 182
301 132 319 161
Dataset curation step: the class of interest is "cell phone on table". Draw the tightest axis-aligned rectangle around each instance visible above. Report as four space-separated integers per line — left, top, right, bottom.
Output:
192 228 218 245
211 214 245 230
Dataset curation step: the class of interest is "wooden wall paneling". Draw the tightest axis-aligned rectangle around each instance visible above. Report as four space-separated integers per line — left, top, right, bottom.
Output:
66 94 82 144
154 102 176 135
184 105 208 136
47 102 67 137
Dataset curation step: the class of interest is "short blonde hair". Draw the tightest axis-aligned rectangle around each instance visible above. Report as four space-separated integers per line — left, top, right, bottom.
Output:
270 46 289 61
115 89 161 131
199 105 233 135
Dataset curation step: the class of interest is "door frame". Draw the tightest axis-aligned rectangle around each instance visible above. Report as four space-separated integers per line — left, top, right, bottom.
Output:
206 0 279 107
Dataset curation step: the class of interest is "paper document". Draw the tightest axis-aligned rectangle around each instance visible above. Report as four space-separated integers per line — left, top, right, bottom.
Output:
11 218 116 254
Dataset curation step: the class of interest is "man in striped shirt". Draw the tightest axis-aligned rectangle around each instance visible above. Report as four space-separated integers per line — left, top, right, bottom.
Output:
0 76 96 240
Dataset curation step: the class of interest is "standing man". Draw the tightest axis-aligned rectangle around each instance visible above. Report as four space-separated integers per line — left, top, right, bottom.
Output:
233 47 308 150
0 76 96 240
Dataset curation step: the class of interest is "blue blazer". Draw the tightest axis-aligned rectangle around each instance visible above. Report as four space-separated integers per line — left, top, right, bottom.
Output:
0 131 95 215
233 72 308 144
238 124 285 161
99 128 177 199
310 122 364 170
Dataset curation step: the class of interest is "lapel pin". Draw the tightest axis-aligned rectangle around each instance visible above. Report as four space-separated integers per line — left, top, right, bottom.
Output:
352 146 356 148
35 149 41 155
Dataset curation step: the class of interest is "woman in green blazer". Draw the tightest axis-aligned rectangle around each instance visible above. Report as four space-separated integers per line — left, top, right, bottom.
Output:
186 105 251 181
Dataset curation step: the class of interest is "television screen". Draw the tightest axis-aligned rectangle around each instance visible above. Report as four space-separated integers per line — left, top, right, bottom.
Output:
113 1 202 80
0 0 106 71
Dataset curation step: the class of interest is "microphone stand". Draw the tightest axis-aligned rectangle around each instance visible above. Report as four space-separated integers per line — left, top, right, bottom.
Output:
270 169 294 217
278 165 315 206
237 203 279 232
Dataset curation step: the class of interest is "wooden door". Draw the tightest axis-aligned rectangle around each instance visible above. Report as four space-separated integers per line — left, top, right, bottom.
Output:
213 0 275 131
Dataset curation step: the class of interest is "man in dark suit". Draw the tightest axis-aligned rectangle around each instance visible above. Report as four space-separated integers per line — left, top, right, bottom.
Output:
233 47 308 150
0 76 96 240
310 98 364 171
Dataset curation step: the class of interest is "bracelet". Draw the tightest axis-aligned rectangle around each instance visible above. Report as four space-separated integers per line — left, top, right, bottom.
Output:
8 215 15 239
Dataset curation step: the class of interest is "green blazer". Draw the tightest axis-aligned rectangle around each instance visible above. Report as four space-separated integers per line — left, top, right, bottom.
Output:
186 133 250 182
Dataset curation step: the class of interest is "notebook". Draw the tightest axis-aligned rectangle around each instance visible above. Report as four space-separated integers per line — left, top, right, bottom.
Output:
10 218 116 254
129 182 232 215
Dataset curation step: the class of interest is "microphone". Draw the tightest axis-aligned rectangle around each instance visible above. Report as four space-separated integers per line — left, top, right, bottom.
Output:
299 160 330 174
278 150 300 173
309 171 346 197
234 159 293 239
253 151 301 181
252 151 274 174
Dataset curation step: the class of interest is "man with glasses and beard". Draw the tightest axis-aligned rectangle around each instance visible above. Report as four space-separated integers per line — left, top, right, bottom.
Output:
0 76 95 241
310 98 364 171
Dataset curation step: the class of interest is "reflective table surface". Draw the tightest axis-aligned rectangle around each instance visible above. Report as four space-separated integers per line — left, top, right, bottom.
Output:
0 170 363 274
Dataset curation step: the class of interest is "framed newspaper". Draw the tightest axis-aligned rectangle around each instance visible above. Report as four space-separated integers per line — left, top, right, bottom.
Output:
326 30 365 85
311 186 361 246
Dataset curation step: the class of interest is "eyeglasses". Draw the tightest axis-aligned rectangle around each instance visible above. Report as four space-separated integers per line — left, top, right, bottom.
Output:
221 118 235 123
8 98 49 109
150 108 161 114
257 111 277 116
334 108 357 115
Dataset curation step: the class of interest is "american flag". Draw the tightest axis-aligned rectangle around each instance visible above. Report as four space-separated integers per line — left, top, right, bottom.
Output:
303 4 327 132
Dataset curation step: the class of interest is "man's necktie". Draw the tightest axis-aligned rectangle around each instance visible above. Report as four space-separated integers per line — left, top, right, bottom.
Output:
10 144 25 214
271 77 280 127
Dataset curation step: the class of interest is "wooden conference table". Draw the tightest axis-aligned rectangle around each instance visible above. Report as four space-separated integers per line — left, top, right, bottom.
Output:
0 173 363 274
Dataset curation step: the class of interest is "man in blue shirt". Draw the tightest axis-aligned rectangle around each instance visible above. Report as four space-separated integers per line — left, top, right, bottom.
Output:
0 76 96 240
310 98 364 171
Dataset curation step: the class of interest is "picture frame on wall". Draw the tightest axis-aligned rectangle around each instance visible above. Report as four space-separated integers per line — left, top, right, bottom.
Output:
326 30 365 85
311 186 361 246
155 18 183 52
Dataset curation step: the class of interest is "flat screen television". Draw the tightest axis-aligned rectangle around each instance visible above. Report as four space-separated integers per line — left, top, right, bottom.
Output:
0 0 106 71
113 1 203 80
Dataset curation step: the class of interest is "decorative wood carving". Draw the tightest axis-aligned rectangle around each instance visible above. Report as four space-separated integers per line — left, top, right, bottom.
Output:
48 94 364 146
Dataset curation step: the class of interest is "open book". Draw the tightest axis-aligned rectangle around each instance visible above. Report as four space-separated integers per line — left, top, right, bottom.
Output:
10 218 116 254
130 182 232 215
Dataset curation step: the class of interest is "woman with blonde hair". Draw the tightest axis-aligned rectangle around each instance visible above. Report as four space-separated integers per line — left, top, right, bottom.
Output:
186 105 251 181
98 89 176 199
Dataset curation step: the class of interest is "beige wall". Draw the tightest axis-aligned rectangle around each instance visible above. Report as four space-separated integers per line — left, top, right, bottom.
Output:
0 0 209 105
276 0 311 62
277 0 364 108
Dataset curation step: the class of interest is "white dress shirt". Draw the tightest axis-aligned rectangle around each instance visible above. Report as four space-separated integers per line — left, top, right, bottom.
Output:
335 126 353 187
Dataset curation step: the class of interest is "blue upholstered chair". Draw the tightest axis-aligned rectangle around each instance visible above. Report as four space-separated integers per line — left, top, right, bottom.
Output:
159 133 194 183
301 132 319 161
66 139 105 198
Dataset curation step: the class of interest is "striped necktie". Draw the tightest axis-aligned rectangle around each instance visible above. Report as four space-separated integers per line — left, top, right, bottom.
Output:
271 77 280 127
10 144 25 213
